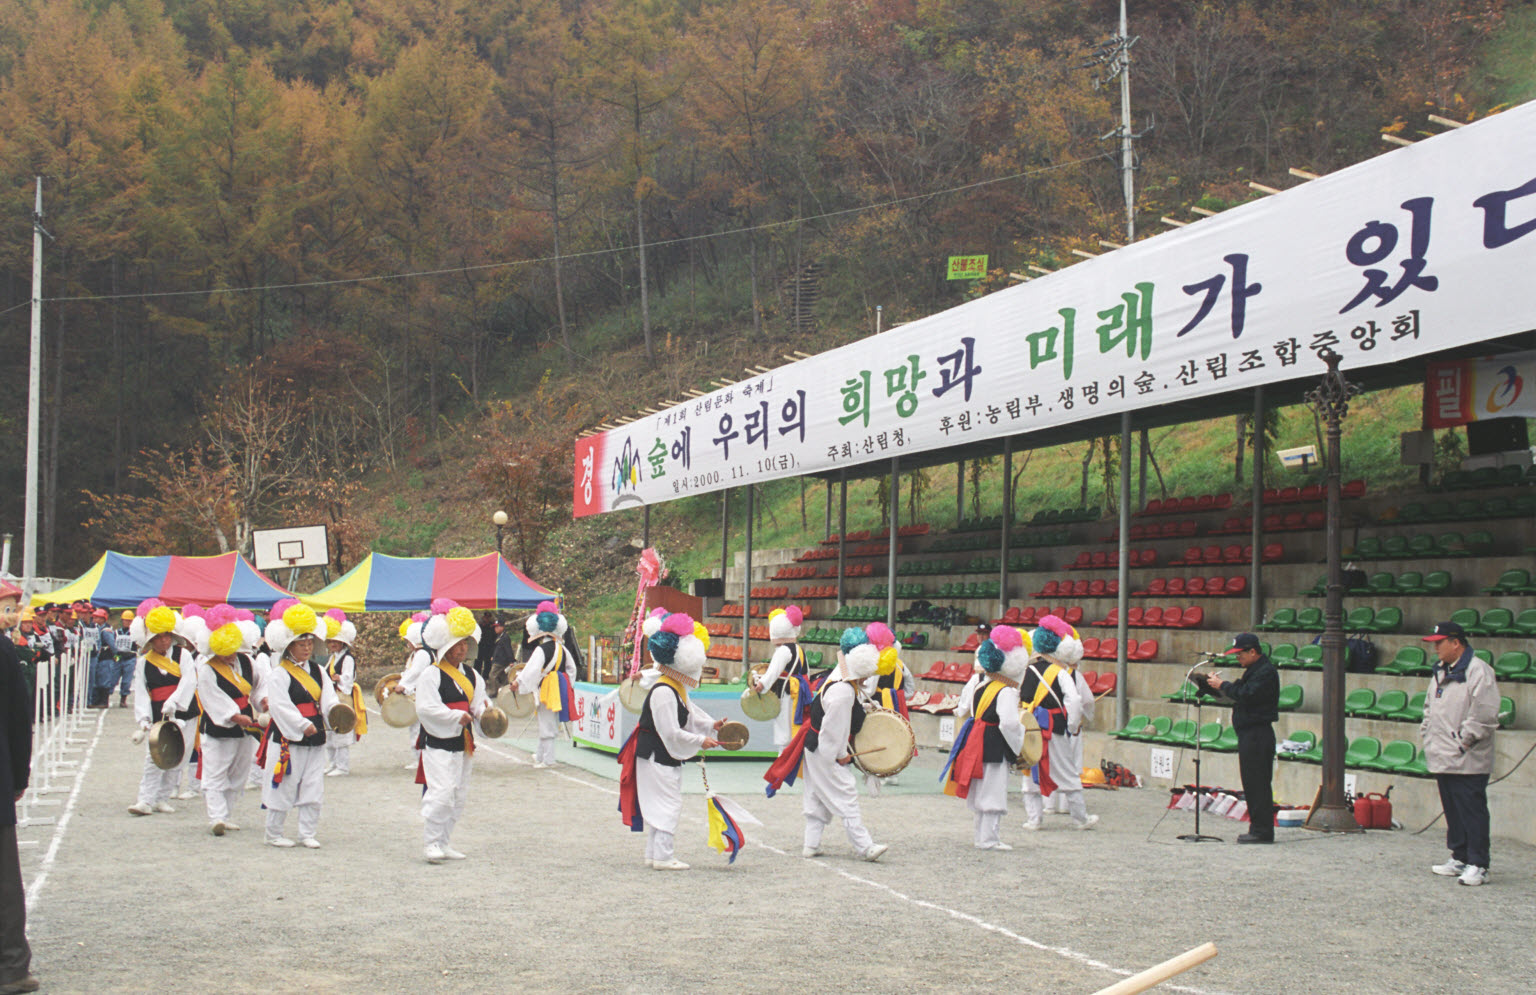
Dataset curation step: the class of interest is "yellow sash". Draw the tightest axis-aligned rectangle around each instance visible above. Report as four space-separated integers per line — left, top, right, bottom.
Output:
538 642 566 711
146 651 180 678
975 678 1007 720
1026 662 1065 710
280 660 323 702
209 659 252 697
657 674 688 705
435 661 477 700
350 684 368 736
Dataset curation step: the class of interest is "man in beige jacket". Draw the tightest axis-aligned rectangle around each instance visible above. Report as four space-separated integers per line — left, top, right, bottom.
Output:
1420 621 1500 886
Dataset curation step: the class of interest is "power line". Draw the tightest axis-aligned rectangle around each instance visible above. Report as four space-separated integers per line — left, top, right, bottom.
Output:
44 153 1107 306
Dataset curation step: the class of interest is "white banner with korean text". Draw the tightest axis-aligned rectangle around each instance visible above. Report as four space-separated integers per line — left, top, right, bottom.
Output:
574 101 1536 517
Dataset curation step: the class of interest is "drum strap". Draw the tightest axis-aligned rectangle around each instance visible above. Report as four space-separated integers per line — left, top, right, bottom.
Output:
1025 663 1065 710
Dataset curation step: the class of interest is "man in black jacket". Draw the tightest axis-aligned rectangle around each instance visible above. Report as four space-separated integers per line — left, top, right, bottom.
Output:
1198 632 1280 844
1 587 40 993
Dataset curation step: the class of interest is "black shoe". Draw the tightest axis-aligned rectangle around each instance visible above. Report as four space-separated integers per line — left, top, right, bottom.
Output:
1236 832 1274 844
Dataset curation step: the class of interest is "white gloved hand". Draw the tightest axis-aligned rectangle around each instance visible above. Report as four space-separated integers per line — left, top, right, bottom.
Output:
162 703 179 720
132 728 146 744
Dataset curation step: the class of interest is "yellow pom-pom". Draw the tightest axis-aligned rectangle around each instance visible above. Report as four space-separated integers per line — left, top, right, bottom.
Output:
876 645 898 677
146 606 178 635
398 619 412 640
209 623 243 657
692 621 710 652
447 606 477 639
325 617 341 640
283 603 317 634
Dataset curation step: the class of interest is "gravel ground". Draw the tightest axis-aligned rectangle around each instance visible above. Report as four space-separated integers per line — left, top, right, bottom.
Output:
17 705 1535 995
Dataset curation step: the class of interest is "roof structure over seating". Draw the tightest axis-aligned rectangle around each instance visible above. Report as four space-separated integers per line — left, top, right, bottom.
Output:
32 551 297 610
575 99 1536 512
300 552 559 613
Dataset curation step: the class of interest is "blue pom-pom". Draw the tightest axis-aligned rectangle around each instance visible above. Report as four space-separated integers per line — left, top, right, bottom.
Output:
536 610 559 632
649 630 680 665
839 627 869 654
977 640 1004 672
1031 627 1061 656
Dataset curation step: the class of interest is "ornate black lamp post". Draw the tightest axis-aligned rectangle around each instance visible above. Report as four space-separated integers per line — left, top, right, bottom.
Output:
493 510 508 559
1304 348 1364 834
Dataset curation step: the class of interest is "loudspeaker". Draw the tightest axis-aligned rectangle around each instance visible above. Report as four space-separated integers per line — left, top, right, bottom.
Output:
1466 417 1529 455
692 578 725 598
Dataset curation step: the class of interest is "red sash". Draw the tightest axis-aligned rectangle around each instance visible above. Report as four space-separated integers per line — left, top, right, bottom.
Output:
617 729 643 831
416 700 474 786
763 721 813 797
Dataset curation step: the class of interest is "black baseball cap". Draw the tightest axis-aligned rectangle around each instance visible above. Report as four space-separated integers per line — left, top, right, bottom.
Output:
1423 621 1469 642
1223 632 1261 655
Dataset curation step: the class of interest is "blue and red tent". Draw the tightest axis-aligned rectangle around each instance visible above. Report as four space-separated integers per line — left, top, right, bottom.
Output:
299 552 559 613
31 551 297 610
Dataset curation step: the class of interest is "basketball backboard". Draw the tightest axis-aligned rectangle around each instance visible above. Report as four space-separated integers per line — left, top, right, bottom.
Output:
252 524 330 571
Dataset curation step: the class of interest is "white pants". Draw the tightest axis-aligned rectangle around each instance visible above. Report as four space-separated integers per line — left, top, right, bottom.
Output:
645 827 677 863
535 707 560 764
1052 733 1087 812
200 734 257 824
326 731 355 773
420 748 473 848
262 743 325 841
1022 734 1089 825
636 758 683 836
802 749 874 854
135 750 180 807
771 699 793 748
966 763 1011 844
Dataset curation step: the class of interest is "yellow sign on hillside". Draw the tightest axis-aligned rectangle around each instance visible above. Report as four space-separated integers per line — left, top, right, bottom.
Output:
946 255 988 280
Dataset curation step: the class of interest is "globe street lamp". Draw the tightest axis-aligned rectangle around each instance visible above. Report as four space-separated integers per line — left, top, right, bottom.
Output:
492 510 508 559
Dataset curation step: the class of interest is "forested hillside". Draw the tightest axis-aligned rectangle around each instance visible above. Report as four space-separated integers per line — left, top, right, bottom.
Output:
0 0 1524 576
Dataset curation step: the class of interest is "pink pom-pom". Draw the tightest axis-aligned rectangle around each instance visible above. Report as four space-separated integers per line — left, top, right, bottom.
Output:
990 625 1024 652
412 611 431 623
325 608 347 623
234 609 255 622
271 598 299 617
1038 614 1072 638
784 605 804 627
204 604 236 630
865 621 894 648
181 603 205 619
136 597 164 617
660 613 694 636
537 600 560 615
430 598 458 615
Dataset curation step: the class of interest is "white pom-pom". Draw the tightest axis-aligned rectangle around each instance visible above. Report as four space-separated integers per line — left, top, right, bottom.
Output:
642 615 664 639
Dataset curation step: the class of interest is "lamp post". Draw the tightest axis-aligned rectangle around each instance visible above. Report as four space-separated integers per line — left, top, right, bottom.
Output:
492 510 508 559
1304 348 1363 834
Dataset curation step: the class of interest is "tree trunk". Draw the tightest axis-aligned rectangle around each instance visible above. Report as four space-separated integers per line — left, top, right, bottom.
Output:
1079 439 1095 508
549 123 571 362
1235 414 1248 482
636 185 653 360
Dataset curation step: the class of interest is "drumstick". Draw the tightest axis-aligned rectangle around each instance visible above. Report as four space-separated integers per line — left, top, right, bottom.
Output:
846 745 889 758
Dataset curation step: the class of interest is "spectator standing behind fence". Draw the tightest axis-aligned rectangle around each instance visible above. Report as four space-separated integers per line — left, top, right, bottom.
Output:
112 611 136 707
89 608 115 708
0 582 40 994
1420 620 1499 887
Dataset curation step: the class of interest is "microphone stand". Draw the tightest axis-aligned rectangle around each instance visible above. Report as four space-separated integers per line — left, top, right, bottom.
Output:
1177 655 1223 843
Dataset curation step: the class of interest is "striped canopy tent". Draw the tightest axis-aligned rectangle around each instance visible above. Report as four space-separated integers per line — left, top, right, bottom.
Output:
31 551 298 610
300 553 559 613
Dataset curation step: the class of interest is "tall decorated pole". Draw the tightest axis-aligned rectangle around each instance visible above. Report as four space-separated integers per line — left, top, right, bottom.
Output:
1304 348 1363 834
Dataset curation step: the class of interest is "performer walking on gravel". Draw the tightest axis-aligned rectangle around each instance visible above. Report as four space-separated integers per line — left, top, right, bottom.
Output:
127 603 198 817
196 607 262 837
259 604 338 849
515 601 577 768
416 606 490 864
942 626 1028 850
752 606 809 748
323 611 366 777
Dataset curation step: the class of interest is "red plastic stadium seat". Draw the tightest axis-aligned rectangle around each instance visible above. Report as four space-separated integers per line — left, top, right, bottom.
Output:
1342 479 1366 499
1222 544 1244 564
1262 514 1285 532
1196 494 1214 510
1093 672 1118 695
1062 606 1085 626
1162 606 1185 627
1096 638 1118 661
1262 543 1283 563
1303 511 1325 529
1081 637 1101 658
1142 607 1165 627
1002 606 1023 624
1176 606 1205 628
1131 639 1157 661
1262 488 1280 505
1093 607 1120 628
1224 576 1247 596
1126 607 1145 626
1071 580 1092 598
1186 577 1207 597
1214 493 1233 510
1136 549 1158 567
1299 484 1323 502
1070 551 1093 570
1139 578 1167 597
1017 606 1040 626
1088 579 1108 597
1179 497 1198 511
1033 580 1060 598
1165 578 1187 597
1143 498 1163 515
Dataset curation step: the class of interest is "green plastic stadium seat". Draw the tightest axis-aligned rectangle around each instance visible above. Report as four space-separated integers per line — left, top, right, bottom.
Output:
1378 645 1429 677
1399 747 1430 777
1155 718 1197 746
1163 680 1200 703
1209 726 1239 752
1257 607 1296 632
1363 572 1395 595
1363 689 1407 718
1296 606 1324 632
1139 716 1173 741
1344 606 1377 631
1449 607 1479 630
1270 643 1298 666
1351 536 1384 559
1382 535 1411 558
1296 644 1324 670
1466 608 1513 636
1343 688 1377 716
1111 715 1150 738
1361 739 1418 772
1498 696 1516 729
1492 651 1532 680
1389 691 1428 722
1276 684 1303 712
1363 606 1403 634
1391 571 1423 595
1344 736 1382 768
1280 729 1320 762
1481 569 1528 595
1196 722 1223 749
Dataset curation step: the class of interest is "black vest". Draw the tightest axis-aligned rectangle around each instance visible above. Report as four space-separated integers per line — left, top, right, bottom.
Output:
326 650 353 687
201 656 256 740
1020 658 1069 734
769 643 806 694
145 648 200 720
971 679 1017 765
804 680 865 755
422 665 474 752
636 684 691 767
279 659 328 748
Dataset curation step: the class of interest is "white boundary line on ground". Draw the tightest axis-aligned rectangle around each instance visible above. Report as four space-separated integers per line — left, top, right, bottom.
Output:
474 743 1235 995
24 709 108 915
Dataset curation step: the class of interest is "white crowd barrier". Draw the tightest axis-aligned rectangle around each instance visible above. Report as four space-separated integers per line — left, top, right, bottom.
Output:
16 643 93 846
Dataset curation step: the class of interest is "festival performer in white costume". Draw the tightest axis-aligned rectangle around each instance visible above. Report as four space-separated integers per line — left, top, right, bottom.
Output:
515 601 577 768
1052 657 1097 815
171 607 209 800
763 627 888 862
941 625 1028 849
752 605 809 748
1019 616 1093 831
414 606 490 863
322 610 366 776
127 602 199 816
396 609 434 769
618 611 725 870
259 603 339 848
195 605 263 836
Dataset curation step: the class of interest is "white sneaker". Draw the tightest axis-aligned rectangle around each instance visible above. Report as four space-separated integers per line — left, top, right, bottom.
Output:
1021 819 1041 831
644 858 654 868
861 844 889 862
128 802 153 816
403 762 418 770
1432 858 1468 877
153 801 176 814
801 846 823 858
224 821 240 831
323 764 336 774
424 844 446 863
325 769 347 777
211 822 227 837
176 790 199 800
652 858 690 870
532 762 553 769
300 838 321 849
1073 815 1100 831
1458 865 1488 887
441 845 466 860
977 841 1013 851
267 837 296 848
